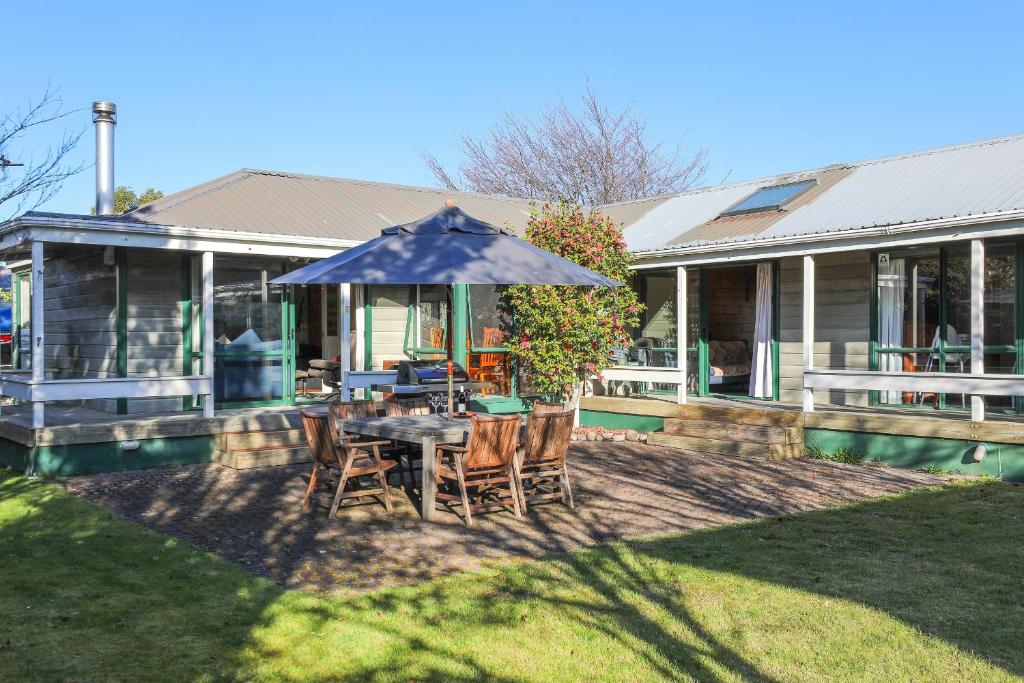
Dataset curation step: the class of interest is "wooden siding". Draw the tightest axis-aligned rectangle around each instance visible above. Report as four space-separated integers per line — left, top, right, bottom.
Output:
778 252 871 407
708 265 756 344
43 246 118 412
369 285 412 370
125 249 185 414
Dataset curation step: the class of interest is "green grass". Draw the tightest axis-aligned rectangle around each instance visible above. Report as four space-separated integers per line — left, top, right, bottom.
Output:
805 442 868 465
1 472 1023 681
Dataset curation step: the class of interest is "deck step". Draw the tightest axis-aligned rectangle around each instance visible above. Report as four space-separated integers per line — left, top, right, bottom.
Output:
213 445 312 470
676 402 802 428
662 418 801 444
216 428 306 451
648 432 802 460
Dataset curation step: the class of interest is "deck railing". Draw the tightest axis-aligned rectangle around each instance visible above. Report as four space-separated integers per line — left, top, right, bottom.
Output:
0 374 212 428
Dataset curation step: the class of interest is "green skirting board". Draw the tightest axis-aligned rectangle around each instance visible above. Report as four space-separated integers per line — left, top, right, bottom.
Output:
579 410 664 433
0 435 217 477
805 428 1024 482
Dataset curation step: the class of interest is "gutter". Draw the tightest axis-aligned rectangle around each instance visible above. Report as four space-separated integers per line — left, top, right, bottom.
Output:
630 209 1024 267
0 214 365 251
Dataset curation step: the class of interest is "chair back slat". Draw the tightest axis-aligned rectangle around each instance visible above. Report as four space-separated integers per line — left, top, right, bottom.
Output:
464 414 520 470
524 407 574 464
385 398 430 416
301 409 340 465
328 400 377 439
532 400 567 415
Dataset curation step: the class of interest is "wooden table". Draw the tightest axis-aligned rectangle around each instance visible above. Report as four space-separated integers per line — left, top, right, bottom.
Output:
341 414 473 521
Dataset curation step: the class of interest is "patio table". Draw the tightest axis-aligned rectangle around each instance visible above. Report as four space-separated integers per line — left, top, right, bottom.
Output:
340 414 476 522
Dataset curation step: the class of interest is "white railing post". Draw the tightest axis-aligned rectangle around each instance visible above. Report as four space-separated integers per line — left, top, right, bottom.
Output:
802 254 815 412
676 265 687 404
971 239 985 422
202 251 215 418
30 241 45 428
340 283 351 401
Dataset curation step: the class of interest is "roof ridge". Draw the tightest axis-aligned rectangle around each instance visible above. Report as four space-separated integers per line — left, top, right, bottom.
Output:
127 170 252 218
238 168 535 205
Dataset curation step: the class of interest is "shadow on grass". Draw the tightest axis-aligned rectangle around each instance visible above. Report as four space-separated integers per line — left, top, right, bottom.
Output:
4 469 1022 680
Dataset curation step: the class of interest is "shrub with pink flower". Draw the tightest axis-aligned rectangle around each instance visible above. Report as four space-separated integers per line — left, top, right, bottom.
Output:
499 199 644 406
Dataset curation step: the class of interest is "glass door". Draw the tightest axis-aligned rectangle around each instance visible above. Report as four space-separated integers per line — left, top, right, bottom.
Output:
212 256 292 407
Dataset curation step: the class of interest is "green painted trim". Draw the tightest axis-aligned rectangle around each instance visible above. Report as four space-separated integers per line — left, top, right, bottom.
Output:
452 284 468 368
0 433 217 477
580 409 664 434
284 286 296 404
115 247 128 415
11 271 20 369
697 268 709 396
805 427 1024 482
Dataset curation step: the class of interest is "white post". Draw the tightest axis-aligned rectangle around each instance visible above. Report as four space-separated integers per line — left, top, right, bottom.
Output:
31 241 45 428
202 251 215 418
340 283 351 401
354 285 365 372
676 265 687 404
970 239 985 422
802 254 815 412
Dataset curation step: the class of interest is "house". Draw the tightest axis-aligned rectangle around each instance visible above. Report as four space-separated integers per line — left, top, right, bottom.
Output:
0 100 1022 479
590 133 1024 479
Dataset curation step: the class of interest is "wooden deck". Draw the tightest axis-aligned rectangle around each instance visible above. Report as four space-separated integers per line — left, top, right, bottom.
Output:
0 403 311 448
582 395 1024 446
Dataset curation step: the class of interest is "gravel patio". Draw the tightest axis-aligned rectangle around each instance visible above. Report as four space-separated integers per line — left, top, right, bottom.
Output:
62 442 942 594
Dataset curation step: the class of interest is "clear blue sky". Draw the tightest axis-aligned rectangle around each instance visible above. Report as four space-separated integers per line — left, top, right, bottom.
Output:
4 1 1023 214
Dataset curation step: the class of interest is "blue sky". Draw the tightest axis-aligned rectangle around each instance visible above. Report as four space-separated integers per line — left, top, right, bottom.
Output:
4 1 1023 214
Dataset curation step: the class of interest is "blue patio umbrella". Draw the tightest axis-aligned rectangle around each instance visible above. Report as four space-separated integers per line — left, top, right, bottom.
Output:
271 203 621 287
271 202 620 417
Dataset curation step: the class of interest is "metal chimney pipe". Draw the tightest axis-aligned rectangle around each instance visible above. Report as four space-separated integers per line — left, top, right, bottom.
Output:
92 101 117 215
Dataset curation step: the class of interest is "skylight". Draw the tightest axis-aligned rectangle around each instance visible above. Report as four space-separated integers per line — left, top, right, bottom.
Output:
719 179 816 217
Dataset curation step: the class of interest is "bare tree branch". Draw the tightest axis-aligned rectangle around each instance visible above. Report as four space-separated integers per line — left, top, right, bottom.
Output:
424 85 709 204
0 85 87 220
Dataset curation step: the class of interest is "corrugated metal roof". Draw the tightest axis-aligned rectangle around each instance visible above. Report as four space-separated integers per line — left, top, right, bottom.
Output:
127 169 537 239
621 133 1024 253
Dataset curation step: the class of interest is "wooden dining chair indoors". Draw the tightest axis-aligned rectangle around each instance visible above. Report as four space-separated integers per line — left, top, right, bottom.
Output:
300 409 396 518
516 406 575 511
435 413 523 525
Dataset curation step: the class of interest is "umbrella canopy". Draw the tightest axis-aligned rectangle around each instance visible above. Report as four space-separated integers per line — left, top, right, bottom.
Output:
271 204 620 287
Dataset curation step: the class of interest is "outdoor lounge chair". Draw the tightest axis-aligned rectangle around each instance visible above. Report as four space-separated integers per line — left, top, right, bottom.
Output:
516 406 575 511
299 409 396 518
434 413 523 525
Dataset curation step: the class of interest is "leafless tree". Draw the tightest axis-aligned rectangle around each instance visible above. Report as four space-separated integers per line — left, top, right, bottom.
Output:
0 86 86 220
423 86 709 205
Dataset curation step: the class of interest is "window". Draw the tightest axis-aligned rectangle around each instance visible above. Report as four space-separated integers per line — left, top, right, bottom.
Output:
719 179 815 217
467 285 511 396
874 241 1020 412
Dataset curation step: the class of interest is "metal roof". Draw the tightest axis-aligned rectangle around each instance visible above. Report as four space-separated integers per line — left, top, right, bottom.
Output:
620 132 1024 253
126 169 537 239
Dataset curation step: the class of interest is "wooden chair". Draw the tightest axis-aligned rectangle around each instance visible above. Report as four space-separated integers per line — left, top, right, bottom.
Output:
531 400 567 415
383 397 431 486
516 406 575 511
329 399 406 485
300 409 396 518
435 413 523 525
477 327 508 395
384 397 431 416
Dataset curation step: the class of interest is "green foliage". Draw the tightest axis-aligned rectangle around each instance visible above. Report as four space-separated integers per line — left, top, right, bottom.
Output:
805 442 867 465
499 199 643 399
90 185 163 215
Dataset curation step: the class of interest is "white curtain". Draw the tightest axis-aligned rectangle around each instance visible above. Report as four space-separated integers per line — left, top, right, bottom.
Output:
749 262 773 398
877 258 905 404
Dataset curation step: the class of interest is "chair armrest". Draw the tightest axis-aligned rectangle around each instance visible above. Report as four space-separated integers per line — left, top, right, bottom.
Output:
437 444 468 453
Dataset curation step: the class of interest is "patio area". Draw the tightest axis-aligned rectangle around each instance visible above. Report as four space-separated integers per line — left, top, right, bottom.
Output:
62 441 942 594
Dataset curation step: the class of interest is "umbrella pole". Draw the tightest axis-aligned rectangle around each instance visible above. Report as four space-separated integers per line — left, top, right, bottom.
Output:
447 360 454 421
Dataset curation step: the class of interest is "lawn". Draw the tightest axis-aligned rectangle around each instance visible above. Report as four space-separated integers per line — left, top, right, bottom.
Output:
1 471 1022 681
